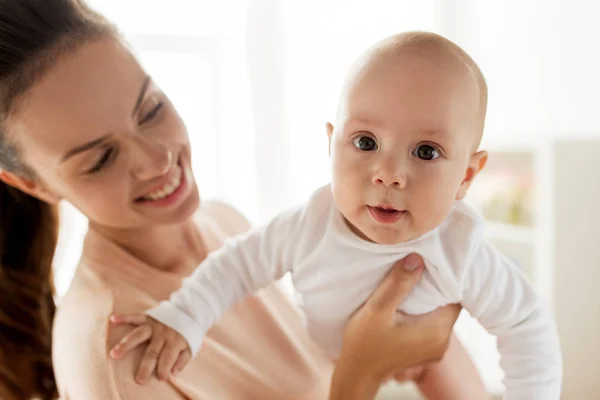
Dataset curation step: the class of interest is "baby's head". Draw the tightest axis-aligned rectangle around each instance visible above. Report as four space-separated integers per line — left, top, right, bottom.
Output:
327 31 488 245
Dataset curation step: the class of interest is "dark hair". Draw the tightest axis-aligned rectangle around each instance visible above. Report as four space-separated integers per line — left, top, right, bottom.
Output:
0 1 115 398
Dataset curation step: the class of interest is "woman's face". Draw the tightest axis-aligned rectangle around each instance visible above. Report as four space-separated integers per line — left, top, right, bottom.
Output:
7 37 200 229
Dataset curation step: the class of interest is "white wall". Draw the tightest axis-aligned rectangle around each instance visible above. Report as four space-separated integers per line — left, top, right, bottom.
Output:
537 0 600 136
437 0 600 147
550 140 600 398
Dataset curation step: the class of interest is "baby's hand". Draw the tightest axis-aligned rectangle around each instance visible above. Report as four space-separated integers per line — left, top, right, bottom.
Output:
109 313 191 384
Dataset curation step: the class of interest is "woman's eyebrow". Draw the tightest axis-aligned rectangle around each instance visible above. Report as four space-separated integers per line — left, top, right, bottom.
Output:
132 75 151 116
61 76 151 163
61 134 110 162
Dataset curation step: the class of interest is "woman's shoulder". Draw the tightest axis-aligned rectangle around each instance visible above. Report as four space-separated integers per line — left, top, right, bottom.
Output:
52 265 118 397
195 200 252 238
53 259 166 351
53 265 183 399
53 265 115 338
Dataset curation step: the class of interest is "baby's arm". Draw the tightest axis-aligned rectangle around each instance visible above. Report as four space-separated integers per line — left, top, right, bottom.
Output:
110 206 306 381
461 240 562 400
147 206 304 355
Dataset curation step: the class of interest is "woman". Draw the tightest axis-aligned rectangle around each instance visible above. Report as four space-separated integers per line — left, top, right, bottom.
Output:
0 0 487 399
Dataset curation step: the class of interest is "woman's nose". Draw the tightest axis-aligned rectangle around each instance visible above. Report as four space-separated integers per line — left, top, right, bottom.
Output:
130 136 173 181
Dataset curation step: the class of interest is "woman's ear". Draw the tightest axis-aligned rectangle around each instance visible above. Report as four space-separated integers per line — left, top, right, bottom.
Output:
0 170 60 204
455 150 488 200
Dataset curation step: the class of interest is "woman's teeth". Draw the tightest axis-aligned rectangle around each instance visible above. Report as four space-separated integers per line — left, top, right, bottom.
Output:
143 166 182 200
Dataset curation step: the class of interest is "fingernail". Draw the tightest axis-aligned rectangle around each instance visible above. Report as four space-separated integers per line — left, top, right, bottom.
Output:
403 254 422 272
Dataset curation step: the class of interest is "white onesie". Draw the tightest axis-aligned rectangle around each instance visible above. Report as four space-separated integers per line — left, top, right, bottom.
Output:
148 184 562 400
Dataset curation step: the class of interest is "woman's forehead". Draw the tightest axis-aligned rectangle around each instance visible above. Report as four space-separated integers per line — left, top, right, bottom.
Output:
11 37 146 155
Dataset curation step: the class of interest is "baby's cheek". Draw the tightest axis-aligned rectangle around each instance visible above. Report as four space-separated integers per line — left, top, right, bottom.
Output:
332 159 361 191
413 195 454 232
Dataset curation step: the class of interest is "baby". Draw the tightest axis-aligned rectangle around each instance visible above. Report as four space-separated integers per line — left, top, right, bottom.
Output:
111 32 562 399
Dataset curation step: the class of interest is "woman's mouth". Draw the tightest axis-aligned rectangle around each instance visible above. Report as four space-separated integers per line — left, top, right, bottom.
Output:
135 158 190 207
367 205 406 224
139 166 182 201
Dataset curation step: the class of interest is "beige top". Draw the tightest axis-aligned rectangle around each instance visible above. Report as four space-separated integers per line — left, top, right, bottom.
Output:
52 201 334 399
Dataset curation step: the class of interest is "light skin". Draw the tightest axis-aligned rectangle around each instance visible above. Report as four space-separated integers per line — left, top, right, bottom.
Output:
109 33 490 398
1 38 206 275
328 34 488 245
0 32 485 398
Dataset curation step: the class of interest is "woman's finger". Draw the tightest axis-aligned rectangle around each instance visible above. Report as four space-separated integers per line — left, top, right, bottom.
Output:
136 337 165 384
110 313 148 326
172 350 192 375
367 253 424 314
110 324 153 359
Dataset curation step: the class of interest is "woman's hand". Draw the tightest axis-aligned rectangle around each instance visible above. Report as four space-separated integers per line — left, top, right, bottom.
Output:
330 253 461 400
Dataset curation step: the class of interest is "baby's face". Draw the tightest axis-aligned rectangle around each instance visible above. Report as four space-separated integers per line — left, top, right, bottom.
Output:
328 52 486 244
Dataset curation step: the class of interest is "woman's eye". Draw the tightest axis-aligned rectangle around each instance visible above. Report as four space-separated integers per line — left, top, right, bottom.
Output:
353 136 378 151
88 148 115 174
138 101 164 125
413 144 440 161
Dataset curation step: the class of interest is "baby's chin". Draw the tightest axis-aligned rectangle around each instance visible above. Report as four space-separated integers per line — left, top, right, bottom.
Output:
344 213 432 245
352 224 421 245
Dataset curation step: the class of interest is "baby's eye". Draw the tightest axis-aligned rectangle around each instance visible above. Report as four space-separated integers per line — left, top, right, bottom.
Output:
353 136 378 151
413 144 440 161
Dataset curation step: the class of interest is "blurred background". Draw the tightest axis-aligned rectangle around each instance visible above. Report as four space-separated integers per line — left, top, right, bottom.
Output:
53 0 600 398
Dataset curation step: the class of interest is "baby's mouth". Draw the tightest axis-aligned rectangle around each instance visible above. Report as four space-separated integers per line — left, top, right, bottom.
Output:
368 205 406 224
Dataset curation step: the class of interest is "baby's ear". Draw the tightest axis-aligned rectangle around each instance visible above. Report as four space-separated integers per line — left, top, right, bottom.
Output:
326 123 334 155
455 150 488 200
